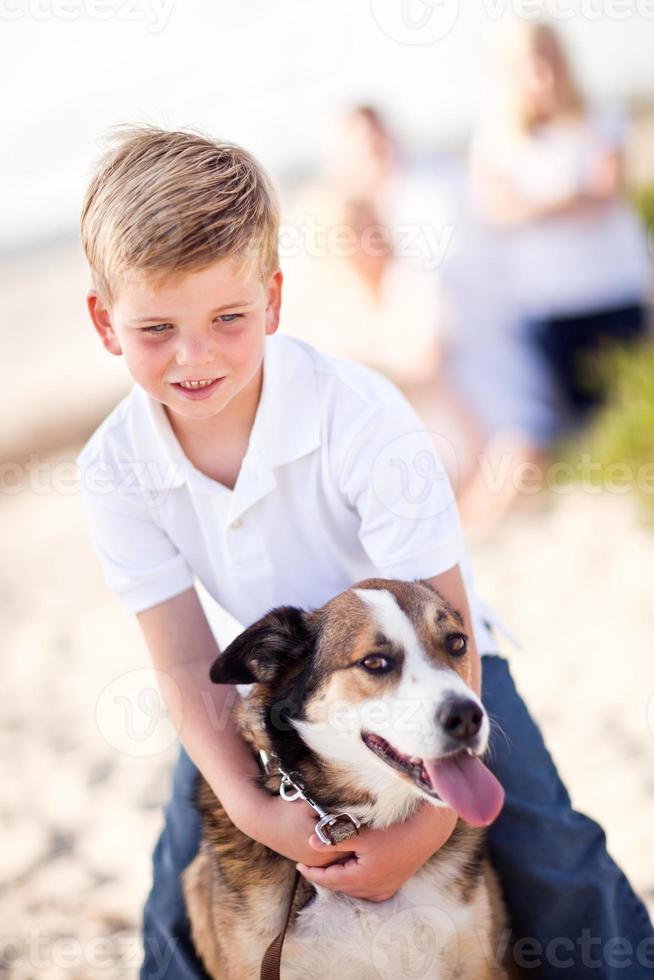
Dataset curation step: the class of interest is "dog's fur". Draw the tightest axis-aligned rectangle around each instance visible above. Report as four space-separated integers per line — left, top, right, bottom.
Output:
183 579 512 979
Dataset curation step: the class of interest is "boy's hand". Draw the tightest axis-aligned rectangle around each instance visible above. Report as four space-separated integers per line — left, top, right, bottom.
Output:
297 802 458 902
237 790 356 869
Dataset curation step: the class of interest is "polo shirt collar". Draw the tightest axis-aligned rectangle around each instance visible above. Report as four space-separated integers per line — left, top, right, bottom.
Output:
249 334 321 467
130 335 321 506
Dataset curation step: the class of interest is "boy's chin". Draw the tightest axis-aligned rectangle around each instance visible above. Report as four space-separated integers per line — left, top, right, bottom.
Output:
164 391 227 418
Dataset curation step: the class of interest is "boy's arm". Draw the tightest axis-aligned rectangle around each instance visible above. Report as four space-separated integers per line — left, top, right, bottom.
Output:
298 564 479 901
137 587 341 868
137 587 253 814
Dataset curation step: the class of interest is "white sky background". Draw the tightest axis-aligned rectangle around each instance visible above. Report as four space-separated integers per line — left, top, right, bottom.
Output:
2 0 654 250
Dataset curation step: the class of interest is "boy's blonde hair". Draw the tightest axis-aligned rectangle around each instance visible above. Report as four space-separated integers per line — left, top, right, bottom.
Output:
81 126 280 304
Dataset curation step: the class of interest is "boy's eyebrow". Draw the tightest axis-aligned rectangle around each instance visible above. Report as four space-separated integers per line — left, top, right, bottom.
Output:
129 300 255 324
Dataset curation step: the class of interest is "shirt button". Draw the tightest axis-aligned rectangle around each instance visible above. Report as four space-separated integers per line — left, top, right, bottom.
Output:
231 517 244 530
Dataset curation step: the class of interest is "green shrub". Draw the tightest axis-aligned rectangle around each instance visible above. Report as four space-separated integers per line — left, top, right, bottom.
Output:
632 184 654 236
560 340 654 519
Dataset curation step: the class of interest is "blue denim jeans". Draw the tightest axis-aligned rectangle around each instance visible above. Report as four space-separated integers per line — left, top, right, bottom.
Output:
140 655 654 978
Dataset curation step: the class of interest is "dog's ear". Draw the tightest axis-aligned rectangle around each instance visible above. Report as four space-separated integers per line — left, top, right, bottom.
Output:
419 578 442 598
209 606 314 685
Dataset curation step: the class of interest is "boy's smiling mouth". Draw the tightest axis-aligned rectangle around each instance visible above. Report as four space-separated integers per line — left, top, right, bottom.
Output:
171 377 225 398
176 377 222 388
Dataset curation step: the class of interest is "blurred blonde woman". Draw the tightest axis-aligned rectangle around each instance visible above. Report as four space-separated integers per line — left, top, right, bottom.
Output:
452 20 650 534
473 20 649 418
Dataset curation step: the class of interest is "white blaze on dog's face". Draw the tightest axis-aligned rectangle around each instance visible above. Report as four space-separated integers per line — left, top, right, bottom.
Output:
294 579 503 827
352 586 486 759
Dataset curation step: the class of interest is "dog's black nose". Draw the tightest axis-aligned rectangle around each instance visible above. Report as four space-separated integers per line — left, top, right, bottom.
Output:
437 697 483 741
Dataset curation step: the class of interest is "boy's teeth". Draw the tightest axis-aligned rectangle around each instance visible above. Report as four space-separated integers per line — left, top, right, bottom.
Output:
179 379 216 389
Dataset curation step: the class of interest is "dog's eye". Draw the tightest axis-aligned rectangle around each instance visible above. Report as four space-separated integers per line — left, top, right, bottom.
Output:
445 633 467 657
360 654 394 673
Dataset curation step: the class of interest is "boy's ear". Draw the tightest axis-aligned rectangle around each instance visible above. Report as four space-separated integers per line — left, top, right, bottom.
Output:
87 291 123 356
264 269 283 337
209 605 313 685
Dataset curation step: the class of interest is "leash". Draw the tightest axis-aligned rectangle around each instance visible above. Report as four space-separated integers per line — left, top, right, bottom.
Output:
260 869 302 980
258 749 361 980
259 749 362 845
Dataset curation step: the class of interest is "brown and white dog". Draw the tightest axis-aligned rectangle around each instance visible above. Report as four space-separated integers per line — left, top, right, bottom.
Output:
184 578 511 979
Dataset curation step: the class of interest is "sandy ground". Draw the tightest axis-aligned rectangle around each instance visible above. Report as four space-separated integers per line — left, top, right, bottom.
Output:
1 442 653 979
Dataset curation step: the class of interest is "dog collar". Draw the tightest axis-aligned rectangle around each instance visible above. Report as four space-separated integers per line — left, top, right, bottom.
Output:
258 748 361 846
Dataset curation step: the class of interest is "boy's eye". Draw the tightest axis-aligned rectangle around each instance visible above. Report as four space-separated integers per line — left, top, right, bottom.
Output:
215 314 243 324
140 314 243 334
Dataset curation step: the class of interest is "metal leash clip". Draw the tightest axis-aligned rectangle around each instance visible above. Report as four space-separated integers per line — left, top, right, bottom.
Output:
259 749 361 846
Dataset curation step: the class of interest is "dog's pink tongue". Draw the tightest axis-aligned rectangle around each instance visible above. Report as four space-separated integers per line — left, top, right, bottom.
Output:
423 753 505 827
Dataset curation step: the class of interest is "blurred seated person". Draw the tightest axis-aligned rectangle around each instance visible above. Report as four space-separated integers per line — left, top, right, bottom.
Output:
282 195 443 400
283 105 455 412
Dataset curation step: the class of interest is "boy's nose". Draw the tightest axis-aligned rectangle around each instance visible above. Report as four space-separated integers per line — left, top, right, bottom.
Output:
175 335 217 366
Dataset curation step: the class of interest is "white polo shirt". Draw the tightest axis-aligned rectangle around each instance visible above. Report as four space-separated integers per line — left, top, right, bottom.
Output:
76 335 500 653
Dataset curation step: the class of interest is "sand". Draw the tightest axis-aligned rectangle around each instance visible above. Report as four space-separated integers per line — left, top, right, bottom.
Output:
1 442 653 978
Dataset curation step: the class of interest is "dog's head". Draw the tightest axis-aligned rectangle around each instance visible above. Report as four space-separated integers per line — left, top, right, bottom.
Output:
210 578 504 828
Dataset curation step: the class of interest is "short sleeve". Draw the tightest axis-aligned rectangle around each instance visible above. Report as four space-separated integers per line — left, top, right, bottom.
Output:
337 396 465 580
77 455 194 614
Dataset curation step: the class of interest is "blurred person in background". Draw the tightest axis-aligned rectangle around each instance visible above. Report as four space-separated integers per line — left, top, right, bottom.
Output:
283 104 472 462
447 20 651 536
286 105 398 240
282 192 443 400
321 104 396 208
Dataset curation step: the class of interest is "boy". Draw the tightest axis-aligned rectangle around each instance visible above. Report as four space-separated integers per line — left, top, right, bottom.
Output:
77 127 653 979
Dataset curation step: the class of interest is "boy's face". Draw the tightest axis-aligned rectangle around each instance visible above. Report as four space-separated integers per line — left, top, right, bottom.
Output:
87 257 282 425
